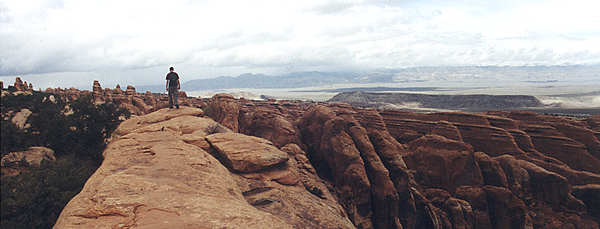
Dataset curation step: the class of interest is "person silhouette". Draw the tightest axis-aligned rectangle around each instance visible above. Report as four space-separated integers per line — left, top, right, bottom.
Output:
165 66 181 109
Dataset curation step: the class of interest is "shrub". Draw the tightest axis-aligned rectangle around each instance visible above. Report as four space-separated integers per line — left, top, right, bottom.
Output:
1 93 130 227
1 156 97 229
0 120 29 157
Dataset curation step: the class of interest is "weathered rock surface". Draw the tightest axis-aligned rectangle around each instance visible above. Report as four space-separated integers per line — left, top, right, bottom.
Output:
298 105 375 229
237 143 355 229
406 135 484 192
11 108 32 129
481 185 531 229
238 100 304 148
1 146 56 167
54 107 354 229
18 79 596 229
206 93 240 132
207 133 289 173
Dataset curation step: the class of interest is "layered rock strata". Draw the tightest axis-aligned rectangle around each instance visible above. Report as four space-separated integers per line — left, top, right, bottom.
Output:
44 86 600 228
54 107 354 229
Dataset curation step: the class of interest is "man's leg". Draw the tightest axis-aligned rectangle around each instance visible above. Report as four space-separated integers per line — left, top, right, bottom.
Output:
174 89 179 109
168 88 174 108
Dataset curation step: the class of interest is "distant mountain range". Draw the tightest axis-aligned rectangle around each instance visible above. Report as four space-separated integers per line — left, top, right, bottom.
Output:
182 71 385 90
136 65 600 92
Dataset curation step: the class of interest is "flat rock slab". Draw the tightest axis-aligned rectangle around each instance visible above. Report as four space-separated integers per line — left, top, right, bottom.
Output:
206 133 289 173
113 107 205 137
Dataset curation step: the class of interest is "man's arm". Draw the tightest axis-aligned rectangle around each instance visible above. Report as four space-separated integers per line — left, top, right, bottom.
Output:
166 79 169 91
177 79 180 89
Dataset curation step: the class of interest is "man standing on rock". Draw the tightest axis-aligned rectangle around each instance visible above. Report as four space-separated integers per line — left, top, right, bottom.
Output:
166 66 181 109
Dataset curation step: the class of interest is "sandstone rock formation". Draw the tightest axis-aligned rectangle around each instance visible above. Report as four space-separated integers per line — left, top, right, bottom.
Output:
234 101 599 228
0 78 203 117
47 79 201 115
206 93 240 132
238 99 305 148
207 133 289 173
1 147 56 167
13 77 25 91
37 85 599 229
54 107 354 229
11 108 32 129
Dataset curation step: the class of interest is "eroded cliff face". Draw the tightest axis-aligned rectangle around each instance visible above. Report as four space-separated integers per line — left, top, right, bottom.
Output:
205 98 599 229
54 93 600 229
54 107 354 229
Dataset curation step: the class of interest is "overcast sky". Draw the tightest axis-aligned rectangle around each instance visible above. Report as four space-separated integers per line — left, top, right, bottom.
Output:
1 0 599 89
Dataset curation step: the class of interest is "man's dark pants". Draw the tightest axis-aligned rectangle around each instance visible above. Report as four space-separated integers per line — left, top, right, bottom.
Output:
168 87 179 108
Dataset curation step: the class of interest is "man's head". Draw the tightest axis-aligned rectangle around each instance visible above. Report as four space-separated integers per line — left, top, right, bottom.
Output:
169 67 174 72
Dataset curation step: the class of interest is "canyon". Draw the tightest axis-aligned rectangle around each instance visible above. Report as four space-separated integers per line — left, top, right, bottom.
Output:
2 78 599 228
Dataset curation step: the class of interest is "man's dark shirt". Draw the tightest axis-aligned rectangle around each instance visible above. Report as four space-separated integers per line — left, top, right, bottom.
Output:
166 72 179 88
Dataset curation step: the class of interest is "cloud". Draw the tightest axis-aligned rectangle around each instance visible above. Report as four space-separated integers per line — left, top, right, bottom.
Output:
310 0 364 14
1 0 599 88
538 95 600 108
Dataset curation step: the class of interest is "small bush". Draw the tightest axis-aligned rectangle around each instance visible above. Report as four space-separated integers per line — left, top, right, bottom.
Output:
0 120 29 157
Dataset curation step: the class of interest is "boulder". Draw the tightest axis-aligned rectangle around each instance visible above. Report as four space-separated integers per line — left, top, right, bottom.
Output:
206 133 289 173
207 93 240 132
1 147 56 167
125 85 136 96
113 107 204 137
238 106 302 148
11 108 32 129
